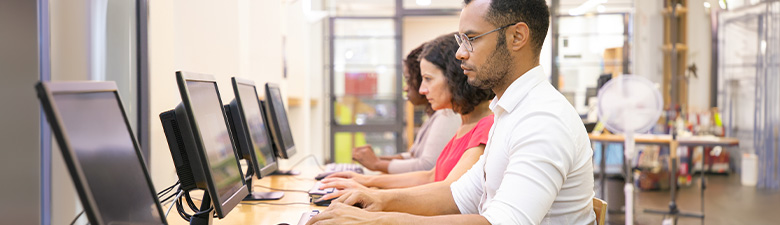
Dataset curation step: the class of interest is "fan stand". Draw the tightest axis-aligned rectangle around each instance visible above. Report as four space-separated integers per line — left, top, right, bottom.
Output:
622 132 636 225
642 1 704 223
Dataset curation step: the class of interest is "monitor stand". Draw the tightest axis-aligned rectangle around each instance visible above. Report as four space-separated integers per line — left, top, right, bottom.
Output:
245 191 285 201
244 175 284 201
189 192 213 225
269 169 300 176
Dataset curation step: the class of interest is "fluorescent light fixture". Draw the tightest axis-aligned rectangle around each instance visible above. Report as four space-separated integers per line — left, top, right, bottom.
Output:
703 2 711 9
569 0 608 16
597 5 606 13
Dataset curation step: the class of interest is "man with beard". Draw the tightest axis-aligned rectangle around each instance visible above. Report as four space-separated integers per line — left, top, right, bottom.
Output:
307 0 596 224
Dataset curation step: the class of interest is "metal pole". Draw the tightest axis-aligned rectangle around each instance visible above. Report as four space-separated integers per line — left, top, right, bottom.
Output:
38 0 52 223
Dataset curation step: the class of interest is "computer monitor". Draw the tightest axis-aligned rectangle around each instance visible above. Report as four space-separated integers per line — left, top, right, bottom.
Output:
36 81 166 225
224 77 284 200
263 83 296 159
159 71 248 221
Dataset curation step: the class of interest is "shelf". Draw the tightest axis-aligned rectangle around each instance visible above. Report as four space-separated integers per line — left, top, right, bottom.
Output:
287 97 318 107
662 43 689 52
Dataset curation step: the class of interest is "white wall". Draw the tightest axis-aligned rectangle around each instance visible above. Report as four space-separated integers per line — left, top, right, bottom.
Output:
49 0 93 223
148 0 325 188
633 0 716 110
686 0 717 110
285 0 327 165
402 16 460 56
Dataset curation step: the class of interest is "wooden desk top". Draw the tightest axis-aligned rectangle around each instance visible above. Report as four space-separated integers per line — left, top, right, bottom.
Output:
588 134 739 147
165 167 327 225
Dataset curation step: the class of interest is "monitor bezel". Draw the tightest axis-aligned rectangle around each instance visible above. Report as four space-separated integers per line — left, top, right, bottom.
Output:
230 77 279 178
263 83 297 159
175 71 248 218
35 81 167 225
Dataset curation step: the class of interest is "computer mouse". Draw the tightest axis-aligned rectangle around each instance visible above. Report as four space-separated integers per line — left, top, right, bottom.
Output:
312 197 332 206
314 171 336 180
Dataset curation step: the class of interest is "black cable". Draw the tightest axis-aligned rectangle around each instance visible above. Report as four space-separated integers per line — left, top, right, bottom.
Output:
159 189 179 205
253 184 309 193
69 210 85 225
175 190 190 221
184 191 200 212
157 184 178 198
174 189 215 222
157 181 180 196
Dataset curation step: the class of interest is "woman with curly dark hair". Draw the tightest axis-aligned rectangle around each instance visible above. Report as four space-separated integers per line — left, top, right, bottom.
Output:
321 32 494 189
350 44 461 174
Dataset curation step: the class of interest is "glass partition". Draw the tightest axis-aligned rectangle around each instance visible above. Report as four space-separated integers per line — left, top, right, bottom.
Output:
329 17 402 162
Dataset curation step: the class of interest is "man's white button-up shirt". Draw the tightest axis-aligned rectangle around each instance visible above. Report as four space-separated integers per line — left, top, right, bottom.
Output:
451 66 596 225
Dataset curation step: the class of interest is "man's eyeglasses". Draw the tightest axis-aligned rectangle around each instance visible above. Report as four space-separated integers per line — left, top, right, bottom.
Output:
454 23 517 52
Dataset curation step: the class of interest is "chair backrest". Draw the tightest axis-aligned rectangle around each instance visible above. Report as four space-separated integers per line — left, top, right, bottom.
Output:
592 197 607 225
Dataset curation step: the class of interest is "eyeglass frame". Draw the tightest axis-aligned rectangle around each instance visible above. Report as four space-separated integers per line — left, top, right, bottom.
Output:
454 23 520 52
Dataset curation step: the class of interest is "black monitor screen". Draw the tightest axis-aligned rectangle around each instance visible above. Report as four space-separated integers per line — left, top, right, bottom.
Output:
236 83 277 171
53 91 163 224
267 85 295 154
185 81 244 202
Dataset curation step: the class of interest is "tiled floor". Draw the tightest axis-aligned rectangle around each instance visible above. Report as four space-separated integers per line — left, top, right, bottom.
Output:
601 174 780 225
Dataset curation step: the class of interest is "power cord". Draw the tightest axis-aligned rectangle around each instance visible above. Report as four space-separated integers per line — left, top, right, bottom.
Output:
69 210 85 225
159 187 181 205
165 190 184 218
157 181 180 197
175 189 213 221
286 154 325 172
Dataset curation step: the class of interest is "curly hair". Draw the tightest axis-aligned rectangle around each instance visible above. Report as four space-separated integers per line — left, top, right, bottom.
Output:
464 0 550 56
405 45 424 93
420 32 494 115
404 44 434 114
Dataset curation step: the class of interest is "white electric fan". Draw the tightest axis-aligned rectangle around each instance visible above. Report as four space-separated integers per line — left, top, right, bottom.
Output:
597 75 663 225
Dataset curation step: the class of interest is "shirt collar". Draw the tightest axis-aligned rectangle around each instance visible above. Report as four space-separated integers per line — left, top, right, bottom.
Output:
488 65 546 114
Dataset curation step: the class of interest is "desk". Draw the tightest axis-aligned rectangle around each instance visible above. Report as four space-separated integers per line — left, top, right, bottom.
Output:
589 134 739 195
165 166 327 225
589 134 739 146
588 133 739 223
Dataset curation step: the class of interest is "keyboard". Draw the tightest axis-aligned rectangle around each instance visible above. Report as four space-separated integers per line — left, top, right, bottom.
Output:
324 163 364 174
296 210 320 225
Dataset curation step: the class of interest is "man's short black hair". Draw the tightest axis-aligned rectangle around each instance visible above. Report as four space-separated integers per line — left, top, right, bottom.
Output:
464 0 549 55
420 32 494 115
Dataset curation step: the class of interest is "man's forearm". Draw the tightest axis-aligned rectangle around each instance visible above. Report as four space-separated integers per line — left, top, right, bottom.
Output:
366 170 432 189
380 181 460 216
